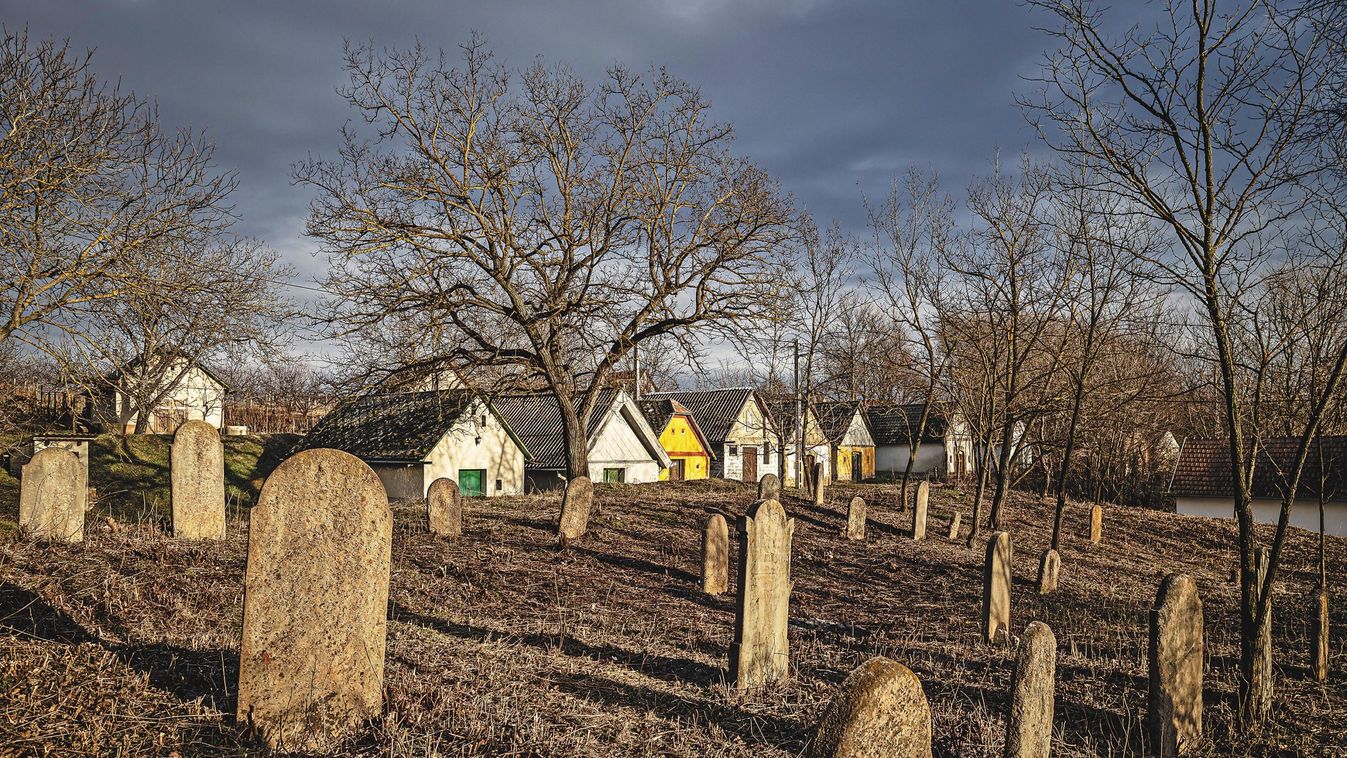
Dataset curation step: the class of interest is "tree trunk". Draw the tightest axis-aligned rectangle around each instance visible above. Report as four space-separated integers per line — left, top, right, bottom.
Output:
987 416 1016 529
966 434 993 547
1051 380 1087 551
1240 547 1273 729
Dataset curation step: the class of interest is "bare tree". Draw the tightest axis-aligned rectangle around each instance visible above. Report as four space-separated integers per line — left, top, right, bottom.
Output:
1027 0 1336 725
300 38 793 479
0 29 236 356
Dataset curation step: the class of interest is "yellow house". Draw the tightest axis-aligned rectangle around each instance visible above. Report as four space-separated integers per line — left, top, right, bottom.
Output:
815 401 877 482
638 398 713 480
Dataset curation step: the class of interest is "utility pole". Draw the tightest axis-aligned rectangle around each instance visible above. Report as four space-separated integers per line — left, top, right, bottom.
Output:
794 338 805 494
633 341 642 401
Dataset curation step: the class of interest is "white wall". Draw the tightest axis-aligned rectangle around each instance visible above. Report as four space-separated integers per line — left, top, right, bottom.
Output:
371 462 427 501
423 397 524 497
1175 496 1347 539
589 411 662 484
114 363 226 431
876 443 947 477
782 443 832 486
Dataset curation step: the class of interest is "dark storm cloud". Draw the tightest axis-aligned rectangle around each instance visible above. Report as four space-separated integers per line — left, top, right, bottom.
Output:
6 0 1049 280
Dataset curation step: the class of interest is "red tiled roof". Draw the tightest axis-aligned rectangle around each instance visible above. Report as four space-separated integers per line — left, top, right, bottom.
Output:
1170 435 1347 499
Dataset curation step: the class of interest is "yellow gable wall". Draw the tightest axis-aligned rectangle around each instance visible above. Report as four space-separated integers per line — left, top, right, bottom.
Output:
657 414 710 480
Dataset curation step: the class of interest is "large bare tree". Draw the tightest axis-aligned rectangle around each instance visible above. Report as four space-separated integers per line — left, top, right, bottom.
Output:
301 38 793 479
0 29 235 357
1027 0 1337 726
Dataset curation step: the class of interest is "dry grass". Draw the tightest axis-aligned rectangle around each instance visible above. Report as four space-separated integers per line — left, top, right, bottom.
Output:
1 478 1344 756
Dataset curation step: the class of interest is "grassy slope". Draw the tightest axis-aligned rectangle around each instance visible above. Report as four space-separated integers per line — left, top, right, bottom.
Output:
0 479 1344 756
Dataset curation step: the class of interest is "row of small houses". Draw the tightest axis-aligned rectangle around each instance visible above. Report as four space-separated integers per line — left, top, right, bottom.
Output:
299 386 981 500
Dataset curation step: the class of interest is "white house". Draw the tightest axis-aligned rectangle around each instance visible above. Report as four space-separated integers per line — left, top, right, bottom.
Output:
492 389 672 492
1170 436 1347 538
99 356 229 433
643 388 777 482
302 389 527 500
865 404 976 479
764 399 833 487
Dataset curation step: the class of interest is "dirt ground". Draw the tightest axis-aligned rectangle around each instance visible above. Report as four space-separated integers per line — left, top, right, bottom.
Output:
1 478 1343 756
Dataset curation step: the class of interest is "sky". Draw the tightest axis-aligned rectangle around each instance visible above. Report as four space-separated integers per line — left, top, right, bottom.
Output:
6 1 1052 279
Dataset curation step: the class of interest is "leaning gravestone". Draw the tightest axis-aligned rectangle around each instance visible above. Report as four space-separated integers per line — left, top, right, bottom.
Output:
1036 549 1060 595
426 477 462 536
702 513 729 595
912 481 929 541
847 497 866 541
1089 504 1102 544
1147 573 1203 757
947 511 961 541
808 656 933 758
1005 621 1057 758
236 448 392 753
170 420 225 540
982 531 1013 644
758 472 781 501
18 447 86 543
731 498 795 689
557 475 593 545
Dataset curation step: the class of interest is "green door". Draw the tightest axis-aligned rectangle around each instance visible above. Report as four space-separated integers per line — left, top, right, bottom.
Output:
458 469 485 497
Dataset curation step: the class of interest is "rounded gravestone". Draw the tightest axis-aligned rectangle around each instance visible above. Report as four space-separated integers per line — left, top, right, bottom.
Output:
758 472 781 501
557 475 593 545
846 496 866 541
19 447 86 543
171 420 225 540
702 513 729 595
808 656 933 758
982 531 1013 644
1148 573 1203 757
812 462 826 505
427 477 462 536
1036 549 1060 595
731 498 795 690
236 448 392 753
1005 621 1057 758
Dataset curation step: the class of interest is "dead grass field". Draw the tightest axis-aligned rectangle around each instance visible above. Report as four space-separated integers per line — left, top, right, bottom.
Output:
1 478 1344 756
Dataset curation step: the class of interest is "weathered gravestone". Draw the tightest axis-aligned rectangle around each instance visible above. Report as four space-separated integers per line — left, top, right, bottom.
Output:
426 477 462 537
808 656 933 758
912 481 929 541
1148 573 1203 757
812 462 826 506
1036 549 1060 595
18 447 86 543
847 497 866 541
731 498 795 689
702 513 729 595
170 420 225 540
236 448 392 753
982 531 1013 644
1089 504 1102 544
758 472 781 501
557 475 593 546
948 511 961 541
1005 621 1057 758
1311 584 1329 683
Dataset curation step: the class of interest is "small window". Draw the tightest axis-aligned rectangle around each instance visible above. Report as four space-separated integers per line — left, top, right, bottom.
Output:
495 479 503 492
603 467 626 484
728 444 739 457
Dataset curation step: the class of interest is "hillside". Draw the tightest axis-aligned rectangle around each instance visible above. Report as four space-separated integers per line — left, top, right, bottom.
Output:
0 479 1343 756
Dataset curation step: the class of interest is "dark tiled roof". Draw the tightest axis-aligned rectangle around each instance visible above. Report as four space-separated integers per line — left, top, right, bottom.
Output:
636 398 678 434
643 388 763 444
492 390 619 470
1170 436 1347 499
864 404 948 446
302 390 478 461
814 400 865 443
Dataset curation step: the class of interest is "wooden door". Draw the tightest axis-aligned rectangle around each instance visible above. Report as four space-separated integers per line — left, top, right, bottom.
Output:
670 459 685 481
459 469 484 497
742 446 758 482
852 451 863 482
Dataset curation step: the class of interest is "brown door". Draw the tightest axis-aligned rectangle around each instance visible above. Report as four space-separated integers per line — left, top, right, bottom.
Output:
670 459 685 481
742 446 758 482
852 451 863 482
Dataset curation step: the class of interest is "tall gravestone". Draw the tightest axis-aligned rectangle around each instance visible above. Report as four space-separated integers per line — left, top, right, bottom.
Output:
1005 621 1057 758
812 462 826 506
170 420 225 540
236 448 392 753
1311 585 1329 683
427 477 462 536
1148 573 1203 757
557 475 593 545
731 498 795 689
847 497 866 541
18 447 86 543
702 513 729 595
912 481 929 540
808 656 933 758
758 473 781 501
948 511 961 541
982 531 1013 643
1036 549 1060 595
1089 504 1102 545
